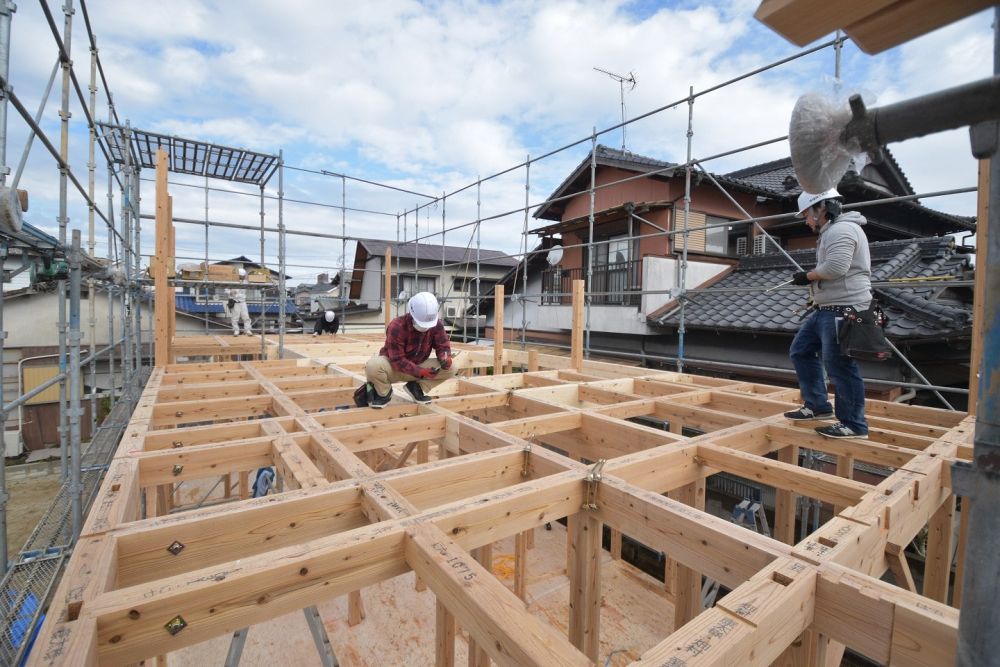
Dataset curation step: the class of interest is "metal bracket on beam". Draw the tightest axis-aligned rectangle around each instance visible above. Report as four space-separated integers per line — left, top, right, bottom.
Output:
582 459 606 511
521 444 531 478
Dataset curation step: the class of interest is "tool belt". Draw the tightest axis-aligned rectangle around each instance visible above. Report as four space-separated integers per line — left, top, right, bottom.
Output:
833 303 892 362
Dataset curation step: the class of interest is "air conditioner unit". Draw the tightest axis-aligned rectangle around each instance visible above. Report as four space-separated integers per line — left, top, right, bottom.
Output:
445 306 458 318
752 235 768 255
736 237 749 256
4 430 23 458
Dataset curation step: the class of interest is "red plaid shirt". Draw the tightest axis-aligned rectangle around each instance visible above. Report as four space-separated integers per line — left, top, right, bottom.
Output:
380 314 451 377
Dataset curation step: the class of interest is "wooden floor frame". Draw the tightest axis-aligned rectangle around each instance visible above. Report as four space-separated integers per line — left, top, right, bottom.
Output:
30 332 972 666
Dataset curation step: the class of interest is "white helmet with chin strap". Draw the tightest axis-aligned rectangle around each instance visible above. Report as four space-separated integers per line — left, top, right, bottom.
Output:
324 310 335 323
797 187 841 215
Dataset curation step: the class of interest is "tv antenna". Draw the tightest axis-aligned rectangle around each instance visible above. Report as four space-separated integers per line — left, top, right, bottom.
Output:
593 67 637 152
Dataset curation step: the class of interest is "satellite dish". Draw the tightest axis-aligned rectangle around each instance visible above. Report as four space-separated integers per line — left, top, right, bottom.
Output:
545 247 564 266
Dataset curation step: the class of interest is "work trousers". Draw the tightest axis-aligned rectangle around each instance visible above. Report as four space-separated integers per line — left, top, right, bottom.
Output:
789 309 868 434
230 301 251 335
364 354 458 398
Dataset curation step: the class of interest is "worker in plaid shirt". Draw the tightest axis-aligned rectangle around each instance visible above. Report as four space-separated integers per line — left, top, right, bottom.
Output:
363 292 456 408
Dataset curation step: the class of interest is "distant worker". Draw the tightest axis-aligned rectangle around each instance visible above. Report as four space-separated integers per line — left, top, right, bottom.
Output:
785 188 871 439
313 310 340 336
364 292 455 408
228 268 252 336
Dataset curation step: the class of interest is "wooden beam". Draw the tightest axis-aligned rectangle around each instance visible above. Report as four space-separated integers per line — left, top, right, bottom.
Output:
886 543 917 593
404 524 590 667
384 248 393 332
671 478 705 629
436 599 456 667
570 279 584 369
774 445 798 545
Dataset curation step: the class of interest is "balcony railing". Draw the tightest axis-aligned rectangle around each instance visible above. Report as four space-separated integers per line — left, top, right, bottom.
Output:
541 260 642 306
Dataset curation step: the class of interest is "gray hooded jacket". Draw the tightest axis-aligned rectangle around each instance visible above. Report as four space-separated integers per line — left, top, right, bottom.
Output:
812 210 872 308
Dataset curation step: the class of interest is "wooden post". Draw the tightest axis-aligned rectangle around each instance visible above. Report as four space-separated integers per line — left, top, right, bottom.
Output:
154 149 171 367
774 445 799 544
468 544 493 667
348 590 366 626
567 512 601 661
968 159 989 414
384 248 393 332
953 497 971 607
436 599 455 667
527 349 539 372
610 528 622 560
514 531 528 600
570 279 584 370
834 454 854 516
493 285 504 373
671 479 705 629
923 495 955 603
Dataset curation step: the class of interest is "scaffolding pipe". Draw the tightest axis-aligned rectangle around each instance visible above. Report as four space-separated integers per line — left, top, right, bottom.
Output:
87 42 97 434
340 173 346 334
521 154 530 348
677 86 694 373
585 129 596 360
475 179 481 343
204 174 209 333
11 59 58 191
955 9 1000 664
278 152 285 356
56 0 75 481
132 147 143 382
105 132 115 410
259 185 266 356
0 241 7 575
68 229 83 540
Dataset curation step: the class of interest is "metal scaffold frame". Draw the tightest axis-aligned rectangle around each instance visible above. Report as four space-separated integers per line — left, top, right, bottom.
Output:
0 2 992 664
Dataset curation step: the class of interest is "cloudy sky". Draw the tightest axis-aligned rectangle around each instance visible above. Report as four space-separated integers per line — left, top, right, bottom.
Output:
5 1 994 285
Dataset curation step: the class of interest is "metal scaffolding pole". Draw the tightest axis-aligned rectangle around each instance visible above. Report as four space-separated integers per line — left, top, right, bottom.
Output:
204 174 209 333
955 9 1000 664
521 154 530 348
340 173 346 332
441 192 445 314
87 42 97 435
0 0 13 575
676 86 694 373
56 0 75 480
585 129 596 359
0 240 8 575
68 230 83 539
120 131 133 391
475 179 481 343
132 150 142 382
258 185 266 356
278 152 285 355
105 138 115 411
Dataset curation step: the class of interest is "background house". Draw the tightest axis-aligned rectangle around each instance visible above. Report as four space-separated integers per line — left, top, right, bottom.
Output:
471 145 975 403
345 239 517 331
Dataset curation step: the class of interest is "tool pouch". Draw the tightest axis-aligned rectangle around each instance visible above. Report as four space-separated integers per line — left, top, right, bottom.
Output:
838 303 891 362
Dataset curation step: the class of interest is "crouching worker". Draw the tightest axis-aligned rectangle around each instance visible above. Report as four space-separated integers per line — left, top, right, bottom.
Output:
313 310 340 335
364 292 456 408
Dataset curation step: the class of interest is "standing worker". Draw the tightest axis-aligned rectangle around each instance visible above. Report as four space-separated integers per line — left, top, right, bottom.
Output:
364 292 456 408
784 188 871 439
313 310 340 336
228 268 252 336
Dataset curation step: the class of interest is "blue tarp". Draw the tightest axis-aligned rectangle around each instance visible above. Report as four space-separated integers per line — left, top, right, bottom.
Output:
174 295 296 316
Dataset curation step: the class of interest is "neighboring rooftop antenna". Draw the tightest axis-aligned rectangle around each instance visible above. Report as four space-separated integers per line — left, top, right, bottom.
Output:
593 67 637 152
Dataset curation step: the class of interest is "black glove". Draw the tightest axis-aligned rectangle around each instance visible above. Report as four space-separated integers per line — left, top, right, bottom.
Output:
791 271 811 286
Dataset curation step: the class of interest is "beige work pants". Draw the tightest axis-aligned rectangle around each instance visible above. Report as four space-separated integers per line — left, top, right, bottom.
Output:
364 354 458 397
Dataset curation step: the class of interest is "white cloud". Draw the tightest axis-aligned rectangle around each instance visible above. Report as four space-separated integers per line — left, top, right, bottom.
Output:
4 0 992 282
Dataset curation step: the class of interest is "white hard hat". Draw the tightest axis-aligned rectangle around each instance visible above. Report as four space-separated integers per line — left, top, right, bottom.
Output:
238 268 247 278
324 310 335 323
407 291 439 330
797 188 841 215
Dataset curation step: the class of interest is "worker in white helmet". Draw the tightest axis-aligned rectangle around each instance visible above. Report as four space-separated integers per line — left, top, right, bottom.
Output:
313 310 340 336
784 187 872 439
227 268 252 336
362 291 455 408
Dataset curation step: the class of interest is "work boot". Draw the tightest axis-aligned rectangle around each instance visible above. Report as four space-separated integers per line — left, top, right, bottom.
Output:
404 381 432 405
370 387 393 409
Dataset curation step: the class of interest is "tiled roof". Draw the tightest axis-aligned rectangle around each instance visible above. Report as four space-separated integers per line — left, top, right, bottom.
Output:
650 237 972 341
356 239 518 267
